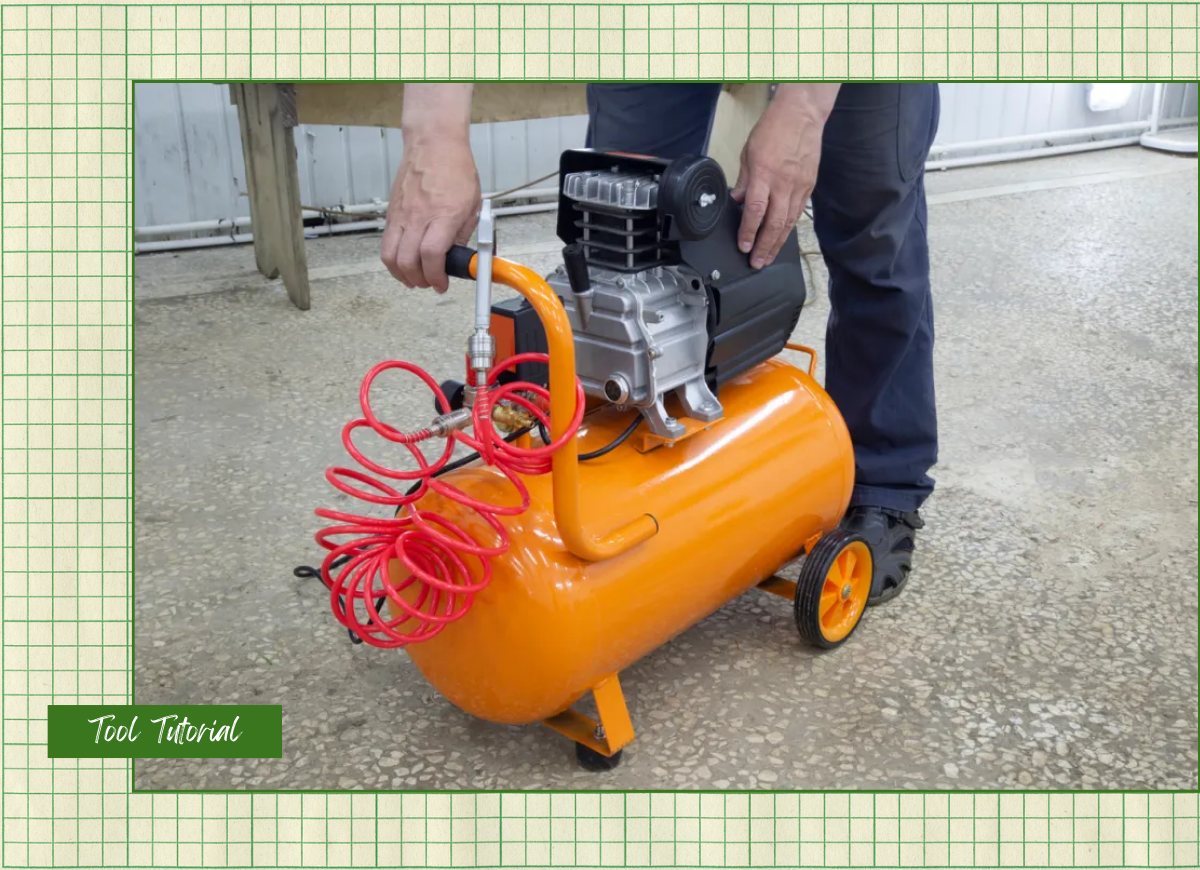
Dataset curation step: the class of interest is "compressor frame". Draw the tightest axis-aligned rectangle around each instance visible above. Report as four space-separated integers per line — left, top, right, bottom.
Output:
435 242 875 770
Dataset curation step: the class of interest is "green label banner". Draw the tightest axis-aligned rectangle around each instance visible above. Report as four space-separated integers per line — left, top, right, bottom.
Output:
47 705 283 758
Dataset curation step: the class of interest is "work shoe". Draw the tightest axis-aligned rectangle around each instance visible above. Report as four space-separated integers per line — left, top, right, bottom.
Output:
839 506 924 606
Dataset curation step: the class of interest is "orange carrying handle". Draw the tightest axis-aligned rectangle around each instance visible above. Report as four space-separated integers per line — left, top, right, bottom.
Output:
448 247 658 562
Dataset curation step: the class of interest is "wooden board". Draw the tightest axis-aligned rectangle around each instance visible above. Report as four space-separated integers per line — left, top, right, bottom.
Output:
293 82 589 128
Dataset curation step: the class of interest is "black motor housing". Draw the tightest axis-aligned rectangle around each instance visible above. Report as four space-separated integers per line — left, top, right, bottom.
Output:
556 148 807 392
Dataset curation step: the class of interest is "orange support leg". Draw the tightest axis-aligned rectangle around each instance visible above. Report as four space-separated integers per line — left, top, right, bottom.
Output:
542 673 635 757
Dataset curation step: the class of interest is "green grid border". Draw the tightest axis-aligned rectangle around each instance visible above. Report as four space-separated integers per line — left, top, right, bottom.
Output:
2 2 1199 868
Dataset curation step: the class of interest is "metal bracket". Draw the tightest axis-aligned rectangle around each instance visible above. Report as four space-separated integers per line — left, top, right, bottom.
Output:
756 531 824 600
757 575 797 600
542 673 635 757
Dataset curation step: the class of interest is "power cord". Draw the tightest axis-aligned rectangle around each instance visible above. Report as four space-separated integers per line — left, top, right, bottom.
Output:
490 169 560 201
538 414 644 461
797 204 822 301
293 553 385 646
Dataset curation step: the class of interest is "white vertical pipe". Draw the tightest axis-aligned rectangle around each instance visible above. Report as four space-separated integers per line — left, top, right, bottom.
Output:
1149 83 1164 135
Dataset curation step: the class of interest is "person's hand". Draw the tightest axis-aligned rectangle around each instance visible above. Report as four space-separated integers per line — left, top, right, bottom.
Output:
731 84 840 270
380 136 481 293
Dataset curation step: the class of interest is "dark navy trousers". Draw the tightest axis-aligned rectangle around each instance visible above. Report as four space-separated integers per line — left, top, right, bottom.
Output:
585 84 941 512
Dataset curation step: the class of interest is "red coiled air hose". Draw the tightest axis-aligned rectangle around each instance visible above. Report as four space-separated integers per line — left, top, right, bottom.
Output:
314 352 584 648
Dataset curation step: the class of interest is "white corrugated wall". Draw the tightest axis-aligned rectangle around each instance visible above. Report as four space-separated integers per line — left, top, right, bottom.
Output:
134 83 1197 233
932 82 1196 156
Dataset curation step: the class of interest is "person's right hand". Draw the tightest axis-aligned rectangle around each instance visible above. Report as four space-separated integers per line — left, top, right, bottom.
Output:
380 136 481 293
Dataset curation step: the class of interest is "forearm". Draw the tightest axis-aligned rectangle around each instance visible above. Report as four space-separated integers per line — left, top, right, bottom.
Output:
402 84 474 144
769 84 841 123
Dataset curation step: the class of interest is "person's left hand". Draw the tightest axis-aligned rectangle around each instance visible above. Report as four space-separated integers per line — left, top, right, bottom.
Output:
731 85 840 270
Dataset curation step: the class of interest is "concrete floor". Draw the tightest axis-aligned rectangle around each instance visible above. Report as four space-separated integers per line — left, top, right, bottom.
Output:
133 147 1198 791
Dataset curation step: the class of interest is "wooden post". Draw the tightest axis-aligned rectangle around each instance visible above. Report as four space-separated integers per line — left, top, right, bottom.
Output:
230 83 311 311
707 83 773 187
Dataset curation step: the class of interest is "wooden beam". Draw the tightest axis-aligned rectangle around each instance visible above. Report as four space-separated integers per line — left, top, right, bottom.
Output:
293 82 589 128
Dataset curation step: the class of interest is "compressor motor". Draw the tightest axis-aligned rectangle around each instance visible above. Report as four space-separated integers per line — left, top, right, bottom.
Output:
544 149 808 439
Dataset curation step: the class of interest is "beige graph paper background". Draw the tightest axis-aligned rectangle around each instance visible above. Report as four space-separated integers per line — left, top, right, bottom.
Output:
2 2 1198 868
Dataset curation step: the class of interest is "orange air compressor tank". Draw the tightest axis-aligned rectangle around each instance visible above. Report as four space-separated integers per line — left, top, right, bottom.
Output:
393 356 856 727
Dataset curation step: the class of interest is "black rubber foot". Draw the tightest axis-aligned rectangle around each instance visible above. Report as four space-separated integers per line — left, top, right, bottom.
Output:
575 742 622 771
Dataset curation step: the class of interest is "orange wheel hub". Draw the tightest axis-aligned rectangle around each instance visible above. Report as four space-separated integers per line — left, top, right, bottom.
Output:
793 529 874 649
817 540 872 643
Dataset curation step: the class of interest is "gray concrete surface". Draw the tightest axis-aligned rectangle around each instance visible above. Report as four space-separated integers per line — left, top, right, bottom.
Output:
133 147 1198 791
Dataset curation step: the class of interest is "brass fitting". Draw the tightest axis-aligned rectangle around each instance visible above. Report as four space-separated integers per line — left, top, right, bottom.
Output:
492 402 537 433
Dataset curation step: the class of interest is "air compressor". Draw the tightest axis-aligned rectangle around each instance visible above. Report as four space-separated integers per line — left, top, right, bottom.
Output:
310 149 874 770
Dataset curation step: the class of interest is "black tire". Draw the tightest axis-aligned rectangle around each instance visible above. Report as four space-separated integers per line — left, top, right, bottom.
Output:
794 529 874 650
575 742 623 771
